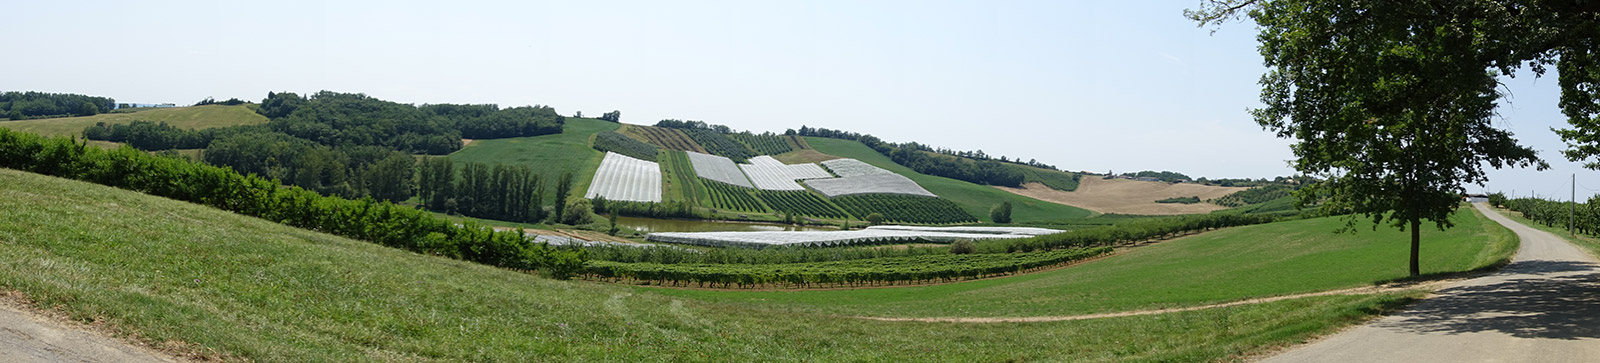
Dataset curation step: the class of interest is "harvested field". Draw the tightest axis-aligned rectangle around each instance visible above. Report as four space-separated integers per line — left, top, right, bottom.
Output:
996 177 1249 215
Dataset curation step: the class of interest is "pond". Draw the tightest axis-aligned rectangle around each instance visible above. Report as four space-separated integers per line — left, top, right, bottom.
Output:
615 216 837 233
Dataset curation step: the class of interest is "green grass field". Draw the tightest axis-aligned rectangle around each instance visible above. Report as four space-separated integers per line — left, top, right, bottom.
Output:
804 136 1094 223
0 105 267 137
651 207 1516 318
0 167 1431 361
447 117 618 204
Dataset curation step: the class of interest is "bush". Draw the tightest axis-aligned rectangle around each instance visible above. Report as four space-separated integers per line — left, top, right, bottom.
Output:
865 213 885 225
950 240 976 254
990 202 1013 224
563 198 594 225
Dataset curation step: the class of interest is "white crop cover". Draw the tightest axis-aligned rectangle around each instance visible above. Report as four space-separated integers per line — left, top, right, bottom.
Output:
584 152 663 202
738 155 833 190
686 151 753 188
820 158 895 177
805 173 936 197
645 225 1063 248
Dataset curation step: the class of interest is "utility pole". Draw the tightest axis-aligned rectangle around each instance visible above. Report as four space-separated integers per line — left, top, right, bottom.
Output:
1572 173 1577 237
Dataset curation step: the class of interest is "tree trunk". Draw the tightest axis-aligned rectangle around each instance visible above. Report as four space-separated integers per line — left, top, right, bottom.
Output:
1409 218 1421 277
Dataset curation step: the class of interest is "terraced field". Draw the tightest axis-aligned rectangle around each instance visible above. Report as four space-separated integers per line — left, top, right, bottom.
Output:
728 132 796 155
618 124 705 152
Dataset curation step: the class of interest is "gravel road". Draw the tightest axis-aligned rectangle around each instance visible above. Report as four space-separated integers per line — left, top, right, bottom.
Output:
1263 203 1600 362
0 302 174 363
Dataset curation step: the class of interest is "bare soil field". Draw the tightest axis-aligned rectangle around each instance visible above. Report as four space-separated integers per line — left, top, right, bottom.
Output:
996 177 1248 215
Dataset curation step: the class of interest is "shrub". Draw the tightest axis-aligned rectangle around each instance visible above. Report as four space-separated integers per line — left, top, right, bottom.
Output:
991 202 1013 224
563 198 594 225
950 240 976 254
866 213 885 225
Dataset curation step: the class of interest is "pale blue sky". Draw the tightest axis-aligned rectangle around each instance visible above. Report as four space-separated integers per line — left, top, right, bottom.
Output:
5 0 1591 198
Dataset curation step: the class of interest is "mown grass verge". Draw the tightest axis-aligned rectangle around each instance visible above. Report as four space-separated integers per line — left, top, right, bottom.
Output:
0 105 266 137
0 167 1432 362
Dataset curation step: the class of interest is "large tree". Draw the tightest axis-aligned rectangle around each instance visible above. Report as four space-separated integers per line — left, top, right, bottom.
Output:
1190 0 1549 276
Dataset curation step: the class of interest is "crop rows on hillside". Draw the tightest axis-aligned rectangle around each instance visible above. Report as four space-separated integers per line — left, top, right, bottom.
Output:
583 247 1111 288
753 189 849 219
592 131 660 162
833 194 977 224
702 178 766 212
1020 167 1081 191
682 128 755 162
660 151 701 204
728 132 795 155
1210 184 1294 207
624 125 704 153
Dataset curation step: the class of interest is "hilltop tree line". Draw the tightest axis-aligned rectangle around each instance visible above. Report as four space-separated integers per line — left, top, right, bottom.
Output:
0 91 116 120
792 125 1059 170
792 126 1027 187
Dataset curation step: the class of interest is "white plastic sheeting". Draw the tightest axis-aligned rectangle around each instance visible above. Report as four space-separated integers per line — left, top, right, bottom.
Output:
739 156 833 190
805 173 936 198
584 152 663 202
686 151 753 188
820 158 895 177
645 225 1062 248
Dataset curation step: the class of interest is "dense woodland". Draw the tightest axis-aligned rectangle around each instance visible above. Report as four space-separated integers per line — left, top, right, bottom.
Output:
0 91 116 120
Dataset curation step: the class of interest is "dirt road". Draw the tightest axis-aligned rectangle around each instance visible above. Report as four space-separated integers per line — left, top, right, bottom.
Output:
0 302 175 363
1262 203 1600 362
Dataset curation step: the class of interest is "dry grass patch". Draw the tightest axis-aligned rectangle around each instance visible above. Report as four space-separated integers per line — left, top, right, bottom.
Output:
998 177 1248 215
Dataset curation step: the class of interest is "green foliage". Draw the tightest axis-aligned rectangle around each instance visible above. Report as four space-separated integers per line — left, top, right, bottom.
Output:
976 213 1280 254
82 120 222 150
727 132 794 155
562 198 593 225
262 91 564 155
584 247 1111 288
865 213 885 225
1210 185 1294 207
447 118 618 207
0 128 585 274
1154 196 1201 204
990 201 1014 223
554 171 574 222
591 198 703 220
1504 197 1600 236
0 91 115 119
624 125 702 151
1487 192 1508 208
203 131 415 201
1019 166 1080 191
949 240 976 254
752 189 848 219
0 104 268 138
701 179 766 213
1121 170 1192 182
591 131 659 162
1200 0 1547 276
834 194 978 225
797 126 1033 187
598 110 621 122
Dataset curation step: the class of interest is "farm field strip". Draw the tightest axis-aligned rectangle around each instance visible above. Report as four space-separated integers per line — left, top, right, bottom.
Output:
584 152 662 202
645 225 1053 248
686 151 752 188
820 158 893 177
806 173 936 197
739 156 832 190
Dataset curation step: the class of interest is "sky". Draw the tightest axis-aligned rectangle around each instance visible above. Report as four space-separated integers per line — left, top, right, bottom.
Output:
5 0 1595 199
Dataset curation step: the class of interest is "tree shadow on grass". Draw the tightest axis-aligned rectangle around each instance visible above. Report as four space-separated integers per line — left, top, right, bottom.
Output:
1374 260 1600 340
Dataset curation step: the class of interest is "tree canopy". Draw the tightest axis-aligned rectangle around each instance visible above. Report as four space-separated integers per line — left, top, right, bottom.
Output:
1190 0 1554 275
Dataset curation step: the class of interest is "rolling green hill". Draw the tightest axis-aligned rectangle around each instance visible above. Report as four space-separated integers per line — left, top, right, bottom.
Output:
0 167 1438 361
805 136 1094 223
447 117 619 204
0 105 267 137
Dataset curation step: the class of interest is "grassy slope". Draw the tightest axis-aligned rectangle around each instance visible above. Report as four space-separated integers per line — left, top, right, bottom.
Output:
448 117 618 204
0 168 1423 362
0 105 267 137
652 208 1516 318
804 136 1093 223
